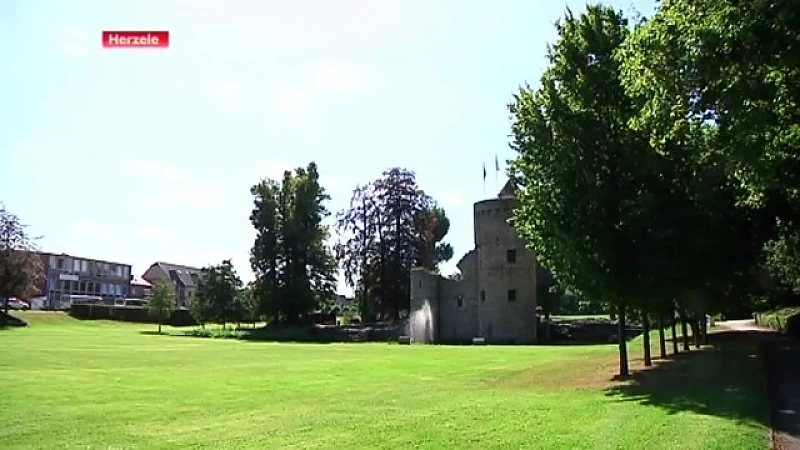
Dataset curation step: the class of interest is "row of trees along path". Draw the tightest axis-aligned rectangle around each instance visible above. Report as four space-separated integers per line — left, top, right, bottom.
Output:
508 1 800 378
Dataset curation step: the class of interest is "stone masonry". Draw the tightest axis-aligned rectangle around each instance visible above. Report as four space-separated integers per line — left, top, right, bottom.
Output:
409 180 541 344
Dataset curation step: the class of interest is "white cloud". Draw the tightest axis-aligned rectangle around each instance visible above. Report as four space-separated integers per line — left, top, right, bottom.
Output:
123 157 188 184
68 220 118 238
54 27 90 57
134 226 174 241
314 62 373 93
272 89 309 115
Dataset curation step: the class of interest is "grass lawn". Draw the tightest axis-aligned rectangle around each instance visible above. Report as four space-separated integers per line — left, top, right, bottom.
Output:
0 312 769 449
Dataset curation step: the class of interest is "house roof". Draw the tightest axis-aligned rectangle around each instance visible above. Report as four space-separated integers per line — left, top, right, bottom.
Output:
498 179 516 199
131 275 151 287
151 262 203 287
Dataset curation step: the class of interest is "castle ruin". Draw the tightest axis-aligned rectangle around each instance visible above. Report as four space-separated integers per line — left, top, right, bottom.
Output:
409 180 545 344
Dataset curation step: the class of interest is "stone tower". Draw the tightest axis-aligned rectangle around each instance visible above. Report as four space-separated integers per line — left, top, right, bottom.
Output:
408 180 539 344
473 180 538 342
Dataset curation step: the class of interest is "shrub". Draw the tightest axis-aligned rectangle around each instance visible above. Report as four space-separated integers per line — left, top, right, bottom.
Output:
69 304 196 326
184 327 246 339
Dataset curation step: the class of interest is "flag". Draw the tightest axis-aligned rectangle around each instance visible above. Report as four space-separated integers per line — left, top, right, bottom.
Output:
482 163 487 196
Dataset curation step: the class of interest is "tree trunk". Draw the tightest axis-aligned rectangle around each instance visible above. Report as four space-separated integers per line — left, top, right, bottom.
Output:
680 311 690 351
642 312 652 367
544 310 551 343
158 322 162 334
617 300 630 377
657 314 667 359
671 313 679 355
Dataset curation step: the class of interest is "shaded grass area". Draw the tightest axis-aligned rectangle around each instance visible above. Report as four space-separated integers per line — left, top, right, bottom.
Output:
0 312 769 449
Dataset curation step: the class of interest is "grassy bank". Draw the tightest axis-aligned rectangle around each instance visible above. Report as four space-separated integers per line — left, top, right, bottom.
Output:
0 312 768 449
754 307 800 335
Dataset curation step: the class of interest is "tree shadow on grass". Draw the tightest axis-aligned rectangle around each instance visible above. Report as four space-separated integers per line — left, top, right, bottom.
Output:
138 330 166 336
605 331 770 428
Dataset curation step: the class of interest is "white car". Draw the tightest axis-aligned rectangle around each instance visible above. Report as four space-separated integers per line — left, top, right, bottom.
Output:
7 298 30 310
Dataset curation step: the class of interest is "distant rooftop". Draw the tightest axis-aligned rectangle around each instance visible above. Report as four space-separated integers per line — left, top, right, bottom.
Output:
131 275 151 287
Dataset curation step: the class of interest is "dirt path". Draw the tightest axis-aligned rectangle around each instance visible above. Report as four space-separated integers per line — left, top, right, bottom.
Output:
721 320 800 449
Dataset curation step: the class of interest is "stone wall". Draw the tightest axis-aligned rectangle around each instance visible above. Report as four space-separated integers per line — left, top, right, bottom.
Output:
409 268 441 343
474 198 538 343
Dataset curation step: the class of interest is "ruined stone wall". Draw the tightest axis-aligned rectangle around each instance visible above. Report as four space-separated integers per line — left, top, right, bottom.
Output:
409 268 441 343
474 198 538 343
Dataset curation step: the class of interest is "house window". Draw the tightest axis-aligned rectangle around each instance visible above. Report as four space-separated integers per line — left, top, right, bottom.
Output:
456 295 463 308
508 289 517 302
507 249 517 263
480 290 486 302
49 256 56 269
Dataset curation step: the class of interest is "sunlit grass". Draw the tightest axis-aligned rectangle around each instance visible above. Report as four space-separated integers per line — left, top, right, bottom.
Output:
0 312 768 449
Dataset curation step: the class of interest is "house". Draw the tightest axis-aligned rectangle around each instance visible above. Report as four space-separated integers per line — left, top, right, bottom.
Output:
36 252 132 310
129 275 152 299
142 262 202 308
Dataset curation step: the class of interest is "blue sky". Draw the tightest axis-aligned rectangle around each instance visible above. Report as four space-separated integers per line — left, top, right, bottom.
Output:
0 0 655 294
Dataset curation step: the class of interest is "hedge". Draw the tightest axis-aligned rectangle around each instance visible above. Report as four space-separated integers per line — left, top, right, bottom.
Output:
755 307 800 337
69 304 197 326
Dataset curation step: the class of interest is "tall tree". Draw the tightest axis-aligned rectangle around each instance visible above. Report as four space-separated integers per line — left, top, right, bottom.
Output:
336 168 453 320
508 5 648 377
0 205 43 322
196 260 243 328
624 0 800 307
149 280 175 334
250 162 337 324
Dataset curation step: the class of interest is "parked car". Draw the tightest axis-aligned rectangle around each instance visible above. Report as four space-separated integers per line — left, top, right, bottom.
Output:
7 298 30 310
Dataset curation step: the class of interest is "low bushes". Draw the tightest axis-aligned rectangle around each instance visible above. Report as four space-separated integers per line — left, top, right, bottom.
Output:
69 304 196 326
185 327 246 339
755 307 800 337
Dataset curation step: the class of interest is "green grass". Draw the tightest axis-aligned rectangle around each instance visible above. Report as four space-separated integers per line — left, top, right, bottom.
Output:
0 312 769 449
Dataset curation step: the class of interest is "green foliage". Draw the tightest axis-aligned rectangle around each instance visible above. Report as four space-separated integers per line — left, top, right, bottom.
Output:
755 307 800 336
508 5 643 374
0 205 44 318
250 162 338 324
148 280 176 333
236 283 260 324
194 260 243 326
185 327 246 339
620 0 800 302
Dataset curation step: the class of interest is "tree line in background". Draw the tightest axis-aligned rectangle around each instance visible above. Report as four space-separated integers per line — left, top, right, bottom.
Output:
508 1 799 376
247 164 454 324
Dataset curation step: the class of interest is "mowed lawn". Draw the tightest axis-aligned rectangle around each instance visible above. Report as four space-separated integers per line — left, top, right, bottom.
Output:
1 312 768 450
